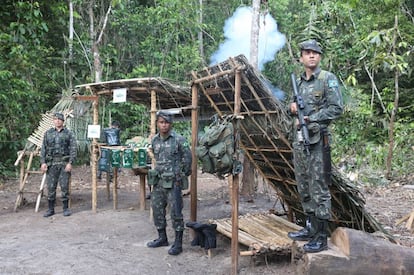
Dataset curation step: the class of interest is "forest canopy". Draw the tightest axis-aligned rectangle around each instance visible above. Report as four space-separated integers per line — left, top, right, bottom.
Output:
0 0 413 182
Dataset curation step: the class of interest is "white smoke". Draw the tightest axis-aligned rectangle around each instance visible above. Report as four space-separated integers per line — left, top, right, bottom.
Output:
210 6 286 71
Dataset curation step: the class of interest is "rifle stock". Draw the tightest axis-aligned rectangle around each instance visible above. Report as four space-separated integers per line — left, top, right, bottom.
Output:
291 73 311 156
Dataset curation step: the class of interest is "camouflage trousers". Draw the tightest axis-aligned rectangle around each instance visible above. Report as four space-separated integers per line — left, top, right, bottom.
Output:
46 163 71 202
293 139 331 220
151 183 184 232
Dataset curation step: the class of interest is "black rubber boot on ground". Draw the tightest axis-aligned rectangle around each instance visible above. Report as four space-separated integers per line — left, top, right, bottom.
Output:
168 231 183 255
202 224 217 249
303 219 328 253
63 200 72 216
147 229 169 248
43 200 55 217
288 216 316 241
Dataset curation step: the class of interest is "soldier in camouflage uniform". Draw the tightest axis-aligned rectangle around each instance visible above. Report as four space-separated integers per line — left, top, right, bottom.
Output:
146 111 192 256
287 40 343 253
40 113 77 217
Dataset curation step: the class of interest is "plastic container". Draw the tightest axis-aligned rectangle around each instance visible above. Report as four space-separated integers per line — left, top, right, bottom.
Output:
111 149 121 167
137 148 147 167
123 148 133 168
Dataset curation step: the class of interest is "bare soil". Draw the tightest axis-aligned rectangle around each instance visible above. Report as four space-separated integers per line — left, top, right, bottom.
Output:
0 166 413 275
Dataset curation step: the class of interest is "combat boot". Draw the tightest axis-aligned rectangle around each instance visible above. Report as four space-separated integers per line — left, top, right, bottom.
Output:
288 216 316 241
168 231 183 255
303 219 328 253
63 200 72 216
147 229 169 248
43 200 55 217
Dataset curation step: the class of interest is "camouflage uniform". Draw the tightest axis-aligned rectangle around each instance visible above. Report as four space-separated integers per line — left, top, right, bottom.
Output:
151 130 192 232
40 127 77 203
292 67 343 220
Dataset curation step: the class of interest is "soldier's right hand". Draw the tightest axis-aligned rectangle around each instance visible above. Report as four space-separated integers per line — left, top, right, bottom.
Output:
290 102 297 114
41 163 48 173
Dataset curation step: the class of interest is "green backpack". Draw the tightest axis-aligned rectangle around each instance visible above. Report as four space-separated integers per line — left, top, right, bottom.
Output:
196 116 235 179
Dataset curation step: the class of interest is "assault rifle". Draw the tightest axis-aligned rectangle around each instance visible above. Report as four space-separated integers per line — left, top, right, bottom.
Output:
291 73 310 156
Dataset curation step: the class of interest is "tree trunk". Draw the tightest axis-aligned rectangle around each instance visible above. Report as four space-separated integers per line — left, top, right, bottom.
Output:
198 0 204 62
68 0 74 89
240 153 256 199
240 0 261 199
296 227 414 275
386 16 399 179
250 0 260 69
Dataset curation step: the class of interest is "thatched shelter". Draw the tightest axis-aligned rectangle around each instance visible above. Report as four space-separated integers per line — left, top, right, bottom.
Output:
191 55 384 234
75 77 193 212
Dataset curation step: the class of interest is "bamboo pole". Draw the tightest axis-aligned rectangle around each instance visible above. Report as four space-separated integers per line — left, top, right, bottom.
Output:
35 173 47 212
113 167 118 209
192 68 234 84
190 83 198 222
231 69 241 275
139 174 146 210
91 95 99 213
149 90 157 221
14 150 26 166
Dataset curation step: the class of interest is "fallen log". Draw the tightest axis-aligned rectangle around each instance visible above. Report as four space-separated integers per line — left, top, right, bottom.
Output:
296 227 414 275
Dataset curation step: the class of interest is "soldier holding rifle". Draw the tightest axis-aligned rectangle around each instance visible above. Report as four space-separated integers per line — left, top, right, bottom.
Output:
288 39 343 253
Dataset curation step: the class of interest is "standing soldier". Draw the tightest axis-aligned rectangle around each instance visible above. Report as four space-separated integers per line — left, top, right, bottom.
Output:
287 39 343 252
40 113 77 217
146 111 192 256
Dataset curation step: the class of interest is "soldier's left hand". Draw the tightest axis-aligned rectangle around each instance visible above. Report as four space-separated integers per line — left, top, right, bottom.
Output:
65 163 72 172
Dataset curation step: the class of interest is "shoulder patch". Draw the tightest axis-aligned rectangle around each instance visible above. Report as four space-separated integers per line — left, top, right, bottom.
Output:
182 141 189 147
328 79 338 88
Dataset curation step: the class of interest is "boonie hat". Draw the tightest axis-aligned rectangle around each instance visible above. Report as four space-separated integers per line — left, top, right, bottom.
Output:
54 113 65 121
156 110 173 123
299 39 322 54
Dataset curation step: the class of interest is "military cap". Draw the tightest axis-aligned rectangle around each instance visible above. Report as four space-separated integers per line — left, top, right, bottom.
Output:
299 39 322 54
54 112 65 121
156 110 173 123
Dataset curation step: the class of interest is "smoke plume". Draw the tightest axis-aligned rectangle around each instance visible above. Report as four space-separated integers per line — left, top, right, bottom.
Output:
210 6 286 71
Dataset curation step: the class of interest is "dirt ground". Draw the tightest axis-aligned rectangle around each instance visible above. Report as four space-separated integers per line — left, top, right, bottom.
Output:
0 166 413 275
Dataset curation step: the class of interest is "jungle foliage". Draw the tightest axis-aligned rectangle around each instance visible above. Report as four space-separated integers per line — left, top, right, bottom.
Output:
0 0 413 183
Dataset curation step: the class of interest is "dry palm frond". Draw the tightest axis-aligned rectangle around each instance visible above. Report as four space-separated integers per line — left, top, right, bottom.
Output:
19 89 93 161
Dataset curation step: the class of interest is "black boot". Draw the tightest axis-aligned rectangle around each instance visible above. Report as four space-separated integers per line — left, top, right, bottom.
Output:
303 219 328 253
186 222 205 247
63 200 72 217
147 229 169 248
168 231 183 255
202 224 217 249
288 216 316 241
43 200 55 217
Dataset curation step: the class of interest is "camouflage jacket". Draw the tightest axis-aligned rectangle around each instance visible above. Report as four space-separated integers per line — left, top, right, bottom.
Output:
151 130 192 180
297 67 343 127
40 127 77 165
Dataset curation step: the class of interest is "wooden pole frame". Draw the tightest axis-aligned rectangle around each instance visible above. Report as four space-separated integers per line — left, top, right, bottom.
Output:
231 69 241 275
91 96 99 213
149 90 157 221
73 94 100 212
190 84 199 222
